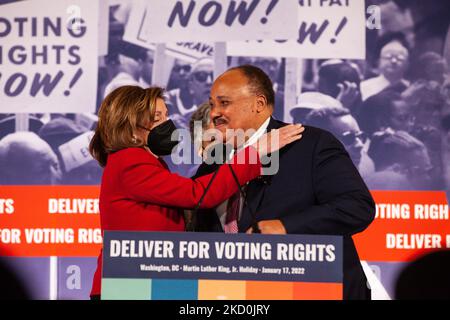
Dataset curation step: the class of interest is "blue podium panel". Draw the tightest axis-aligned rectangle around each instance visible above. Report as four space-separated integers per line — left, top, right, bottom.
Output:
101 232 343 300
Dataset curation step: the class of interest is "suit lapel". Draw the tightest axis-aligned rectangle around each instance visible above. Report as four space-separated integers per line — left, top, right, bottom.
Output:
238 117 284 232
238 177 268 232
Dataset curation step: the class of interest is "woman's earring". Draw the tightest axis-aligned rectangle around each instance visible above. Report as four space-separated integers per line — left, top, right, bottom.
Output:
132 135 137 144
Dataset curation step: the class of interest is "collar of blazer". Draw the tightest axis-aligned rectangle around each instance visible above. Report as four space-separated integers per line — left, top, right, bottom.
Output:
256 116 288 184
238 117 291 231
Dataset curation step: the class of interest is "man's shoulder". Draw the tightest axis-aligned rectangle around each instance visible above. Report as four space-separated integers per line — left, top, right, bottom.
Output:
273 120 331 143
276 123 339 158
271 118 328 137
302 126 342 149
302 125 329 137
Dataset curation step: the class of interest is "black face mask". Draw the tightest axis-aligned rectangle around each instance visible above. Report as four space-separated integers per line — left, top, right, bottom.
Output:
147 120 179 156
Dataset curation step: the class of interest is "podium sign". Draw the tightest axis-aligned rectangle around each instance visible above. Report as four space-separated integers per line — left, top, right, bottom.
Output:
101 232 343 300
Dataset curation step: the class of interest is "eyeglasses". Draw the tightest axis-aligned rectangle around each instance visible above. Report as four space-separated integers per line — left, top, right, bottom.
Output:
173 64 191 74
339 131 367 146
381 53 407 62
192 71 213 83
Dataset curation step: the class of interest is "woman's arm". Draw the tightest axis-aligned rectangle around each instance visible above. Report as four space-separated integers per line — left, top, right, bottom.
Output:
120 146 260 209
121 123 304 209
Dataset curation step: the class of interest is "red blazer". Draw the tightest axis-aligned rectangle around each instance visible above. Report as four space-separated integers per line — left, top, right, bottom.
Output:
90 146 261 296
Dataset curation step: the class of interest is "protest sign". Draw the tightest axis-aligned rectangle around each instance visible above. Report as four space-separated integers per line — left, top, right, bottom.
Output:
124 0 298 43
228 0 366 59
58 131 95 172
0 0 99 113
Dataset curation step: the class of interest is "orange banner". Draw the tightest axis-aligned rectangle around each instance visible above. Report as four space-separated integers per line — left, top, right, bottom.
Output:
1 187 449 261
354 191 450 262
0 186 101 257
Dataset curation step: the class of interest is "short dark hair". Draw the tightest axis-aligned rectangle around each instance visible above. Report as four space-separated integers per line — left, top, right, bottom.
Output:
229 64 275 107
359 90 403 135
318 61 361 98
374 32 410 62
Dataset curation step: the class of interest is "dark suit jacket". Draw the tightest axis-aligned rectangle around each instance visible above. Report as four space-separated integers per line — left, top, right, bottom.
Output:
192 117 376 300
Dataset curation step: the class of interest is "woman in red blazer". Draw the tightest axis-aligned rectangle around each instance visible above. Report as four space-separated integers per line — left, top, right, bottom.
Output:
88 85 303 298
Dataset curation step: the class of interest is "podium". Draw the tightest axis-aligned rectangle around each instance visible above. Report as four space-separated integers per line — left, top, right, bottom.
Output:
101 231 343 300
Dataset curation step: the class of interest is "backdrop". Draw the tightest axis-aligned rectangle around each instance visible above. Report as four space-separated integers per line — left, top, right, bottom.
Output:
0 0 449 300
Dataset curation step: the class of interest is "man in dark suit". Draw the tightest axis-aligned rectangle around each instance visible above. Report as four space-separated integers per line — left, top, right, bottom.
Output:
193 65 375 300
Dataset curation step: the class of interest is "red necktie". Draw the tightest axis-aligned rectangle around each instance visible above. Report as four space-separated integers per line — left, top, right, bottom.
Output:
224 191 240 233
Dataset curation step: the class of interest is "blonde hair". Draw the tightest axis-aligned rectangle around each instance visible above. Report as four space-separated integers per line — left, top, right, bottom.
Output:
89 85 165 167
